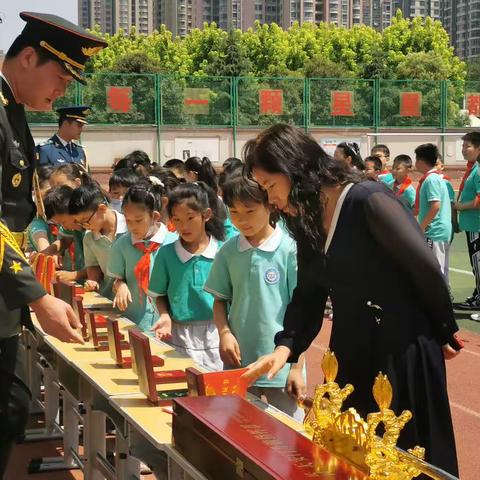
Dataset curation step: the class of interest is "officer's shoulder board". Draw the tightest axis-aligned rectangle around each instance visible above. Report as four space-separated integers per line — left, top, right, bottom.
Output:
38 138 55 147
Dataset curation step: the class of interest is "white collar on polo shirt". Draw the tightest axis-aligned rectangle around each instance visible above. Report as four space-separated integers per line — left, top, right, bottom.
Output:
92 210 127 240
237 225 282 252
131 222 167 245
174 236 218 263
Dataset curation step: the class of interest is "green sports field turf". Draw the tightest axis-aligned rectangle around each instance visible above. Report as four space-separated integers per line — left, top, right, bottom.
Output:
448 233 480 334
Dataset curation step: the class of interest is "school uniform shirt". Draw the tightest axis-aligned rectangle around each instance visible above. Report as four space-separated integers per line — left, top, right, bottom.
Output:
378 172 393 184
83 210 127 298
443 178 455 203
417 170 452 242
59 227 85 272
147 236 219 322
28 217 56 251
107 223 177 331
204 226 297 388
382 176 416 209
458 163 480 232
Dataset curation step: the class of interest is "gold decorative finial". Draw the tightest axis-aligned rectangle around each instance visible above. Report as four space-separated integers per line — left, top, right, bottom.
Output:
301 351 437 479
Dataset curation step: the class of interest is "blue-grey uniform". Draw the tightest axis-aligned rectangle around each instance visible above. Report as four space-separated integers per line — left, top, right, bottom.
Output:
36 134 87 167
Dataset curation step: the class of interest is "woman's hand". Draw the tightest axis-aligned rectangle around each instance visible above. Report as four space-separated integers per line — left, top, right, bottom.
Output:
286 366 307 401
151 314 172 341
113 283 132 311
219 331 242 367
241 346 292 385
442 343 461 360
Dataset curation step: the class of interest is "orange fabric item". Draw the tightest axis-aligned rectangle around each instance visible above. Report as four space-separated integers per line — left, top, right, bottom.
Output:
458 161 475 199
133 241 161 298
414 170 440 215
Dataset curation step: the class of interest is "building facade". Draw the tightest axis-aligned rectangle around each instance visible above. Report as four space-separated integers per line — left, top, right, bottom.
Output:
78 0 442 37
442 0 480 60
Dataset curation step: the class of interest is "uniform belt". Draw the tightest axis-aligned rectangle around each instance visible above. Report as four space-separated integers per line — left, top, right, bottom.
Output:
11 231 28 252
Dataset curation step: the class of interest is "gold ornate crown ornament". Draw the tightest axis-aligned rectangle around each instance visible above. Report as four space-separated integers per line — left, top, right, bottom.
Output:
301 350 452 480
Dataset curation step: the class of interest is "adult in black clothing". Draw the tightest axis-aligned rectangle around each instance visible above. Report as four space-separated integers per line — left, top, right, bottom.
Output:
0 12 106 477
243 124 460 476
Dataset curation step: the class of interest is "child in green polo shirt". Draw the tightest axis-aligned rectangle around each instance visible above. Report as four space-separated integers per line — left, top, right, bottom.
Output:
415 143 452 285
147 182 226 371
69 184 127 299
204 175 305 421
107 179 177 331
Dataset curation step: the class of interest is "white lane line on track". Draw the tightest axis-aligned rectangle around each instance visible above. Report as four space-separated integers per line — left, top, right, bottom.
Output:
450 401 480 419
449 267 474 276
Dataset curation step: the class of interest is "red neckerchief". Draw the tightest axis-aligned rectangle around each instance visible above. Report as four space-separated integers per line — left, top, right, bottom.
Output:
381 169 389 175
393 176 413 198
49 224 59 237
133 241 161 298
167 220 176 232
414 169 440 215
68 243 75 269
458 161 475 199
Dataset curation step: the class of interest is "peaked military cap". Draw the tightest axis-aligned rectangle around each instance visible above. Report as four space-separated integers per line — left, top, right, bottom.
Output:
18 11 107 84
56 105 91 124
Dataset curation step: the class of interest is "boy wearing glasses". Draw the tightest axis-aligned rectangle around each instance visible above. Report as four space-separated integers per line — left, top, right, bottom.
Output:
69 183 127 297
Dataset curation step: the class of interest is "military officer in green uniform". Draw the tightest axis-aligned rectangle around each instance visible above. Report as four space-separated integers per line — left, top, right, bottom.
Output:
0 12 106 476
36 105 90 168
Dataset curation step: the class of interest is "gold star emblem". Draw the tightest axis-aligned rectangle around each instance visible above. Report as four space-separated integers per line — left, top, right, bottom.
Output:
10 261 23 274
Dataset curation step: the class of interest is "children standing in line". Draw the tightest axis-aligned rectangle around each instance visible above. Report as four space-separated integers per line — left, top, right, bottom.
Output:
384 154 416 210
107 179 177 331
364 155 383 181
204 175 305 420
69 184 127 298
148 182 225 370
415 143 452 284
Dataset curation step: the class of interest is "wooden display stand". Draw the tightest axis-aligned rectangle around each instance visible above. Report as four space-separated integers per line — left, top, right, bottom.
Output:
128 328 187 404
173 396 367 480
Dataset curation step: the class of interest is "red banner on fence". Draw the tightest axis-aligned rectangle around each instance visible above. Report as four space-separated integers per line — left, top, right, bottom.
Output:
106 86 133 113
331 90 354 116
184 88 210 115
466 93 480 116
259 89 283 115
400 92 422 117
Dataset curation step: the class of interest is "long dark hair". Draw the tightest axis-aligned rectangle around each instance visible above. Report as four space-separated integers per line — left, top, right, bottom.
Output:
244 124 361 258
51 163 94 186
167 182 225 241
122 177 166 214
185 156 218 192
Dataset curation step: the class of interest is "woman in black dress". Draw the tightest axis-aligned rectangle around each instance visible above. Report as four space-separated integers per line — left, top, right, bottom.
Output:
243 124 460 476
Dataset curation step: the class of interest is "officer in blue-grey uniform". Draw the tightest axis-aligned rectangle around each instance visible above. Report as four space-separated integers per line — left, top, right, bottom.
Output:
36 105 90 168
0 11 106 477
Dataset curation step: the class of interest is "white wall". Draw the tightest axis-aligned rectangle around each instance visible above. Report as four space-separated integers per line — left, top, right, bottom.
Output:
31 125 472 169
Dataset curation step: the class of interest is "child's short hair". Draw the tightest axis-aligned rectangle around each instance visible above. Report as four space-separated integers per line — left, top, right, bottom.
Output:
221 175 268 209
122 177 166 214
462 131 480 148
51 163 93 186
167 182 226 241
44 186 74 220
149 167 185 193
37 166 54 189
113 150 152 175
371 144 390 157
364 156 383 171
393 154 412 169
109 168 143 191
69 184 109 215
414 143 439 167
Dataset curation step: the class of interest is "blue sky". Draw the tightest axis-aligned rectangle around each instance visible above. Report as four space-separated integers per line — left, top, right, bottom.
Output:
0 1 77 52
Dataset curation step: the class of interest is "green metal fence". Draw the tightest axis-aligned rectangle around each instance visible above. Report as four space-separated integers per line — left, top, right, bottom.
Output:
26 74 480 131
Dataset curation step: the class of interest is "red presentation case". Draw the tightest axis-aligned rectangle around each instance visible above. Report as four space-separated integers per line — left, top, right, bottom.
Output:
172 395 367 480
